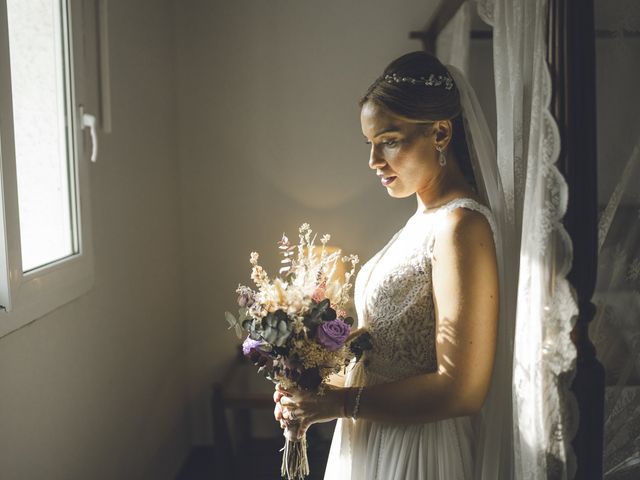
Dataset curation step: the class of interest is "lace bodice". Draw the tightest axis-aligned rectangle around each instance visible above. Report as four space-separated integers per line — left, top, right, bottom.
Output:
353 197 497 383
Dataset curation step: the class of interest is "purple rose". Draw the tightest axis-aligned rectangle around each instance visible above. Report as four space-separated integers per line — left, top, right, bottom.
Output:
316 320 350 351
242 337 263 356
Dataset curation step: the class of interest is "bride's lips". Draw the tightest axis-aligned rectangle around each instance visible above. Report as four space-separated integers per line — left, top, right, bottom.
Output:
380 176 397 186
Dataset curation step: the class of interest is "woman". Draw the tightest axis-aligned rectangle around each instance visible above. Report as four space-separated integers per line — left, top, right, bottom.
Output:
274 51 512 479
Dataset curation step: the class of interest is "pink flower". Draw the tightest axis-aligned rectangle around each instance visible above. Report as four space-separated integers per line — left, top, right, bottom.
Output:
236 285 256 307
312 282 326 303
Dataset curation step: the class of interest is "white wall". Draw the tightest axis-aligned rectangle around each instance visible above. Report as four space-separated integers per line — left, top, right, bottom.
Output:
0 1 190 478
175 0 495 444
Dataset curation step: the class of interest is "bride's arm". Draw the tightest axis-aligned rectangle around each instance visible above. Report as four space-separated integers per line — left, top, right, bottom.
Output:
279 209 499 429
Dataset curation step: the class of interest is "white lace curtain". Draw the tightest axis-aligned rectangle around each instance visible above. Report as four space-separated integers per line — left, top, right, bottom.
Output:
593 138 640 478
589 4 640 475
438 1 580 478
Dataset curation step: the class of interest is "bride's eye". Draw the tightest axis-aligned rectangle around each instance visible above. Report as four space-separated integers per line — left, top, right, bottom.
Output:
382 139 399 147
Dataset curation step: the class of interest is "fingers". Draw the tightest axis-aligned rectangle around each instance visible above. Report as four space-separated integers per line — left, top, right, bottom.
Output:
279 396 297 408
274 384 300 426
276 404 299 432
276 383 290 395
274 402 283 421
279 406 312 439
275 398 301 423
274 384 292 404
282 406 302 421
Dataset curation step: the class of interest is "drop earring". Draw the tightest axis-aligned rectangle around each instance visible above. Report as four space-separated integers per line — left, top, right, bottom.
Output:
437 146 447 167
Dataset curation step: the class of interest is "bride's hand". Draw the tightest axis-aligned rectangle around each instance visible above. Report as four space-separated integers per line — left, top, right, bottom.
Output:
273 386 287 430
277 383 346 439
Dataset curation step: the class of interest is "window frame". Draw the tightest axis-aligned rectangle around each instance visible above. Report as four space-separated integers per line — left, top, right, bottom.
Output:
0 0 95 338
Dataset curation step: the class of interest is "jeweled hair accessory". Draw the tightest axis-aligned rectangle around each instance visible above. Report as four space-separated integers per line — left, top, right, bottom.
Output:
384 72 454 90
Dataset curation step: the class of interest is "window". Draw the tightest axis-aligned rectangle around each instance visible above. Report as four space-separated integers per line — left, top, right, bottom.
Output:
0 0 96 337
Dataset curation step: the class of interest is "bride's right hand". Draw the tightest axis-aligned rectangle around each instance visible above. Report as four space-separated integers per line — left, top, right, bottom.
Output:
273 384 289 429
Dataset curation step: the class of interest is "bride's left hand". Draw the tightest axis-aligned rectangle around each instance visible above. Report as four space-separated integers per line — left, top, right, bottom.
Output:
278 384 345 438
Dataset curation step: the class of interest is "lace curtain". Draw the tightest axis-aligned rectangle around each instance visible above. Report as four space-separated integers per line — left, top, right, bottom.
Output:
594 139 640 478
478 0 580 477
589 3 640 476
439 0 581 477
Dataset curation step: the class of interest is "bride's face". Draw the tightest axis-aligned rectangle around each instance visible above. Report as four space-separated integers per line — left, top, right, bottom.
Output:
360 101 443 199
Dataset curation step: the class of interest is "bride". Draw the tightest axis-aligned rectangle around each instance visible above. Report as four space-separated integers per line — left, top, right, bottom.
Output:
274 51 513 479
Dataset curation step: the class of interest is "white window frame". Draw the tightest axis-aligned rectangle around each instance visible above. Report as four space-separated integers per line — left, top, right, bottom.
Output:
0 0 95 338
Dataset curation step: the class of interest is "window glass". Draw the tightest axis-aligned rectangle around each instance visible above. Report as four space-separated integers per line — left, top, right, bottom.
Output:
6 0 78 272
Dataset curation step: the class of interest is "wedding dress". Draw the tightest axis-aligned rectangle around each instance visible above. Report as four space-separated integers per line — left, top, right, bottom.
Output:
323 196 497 480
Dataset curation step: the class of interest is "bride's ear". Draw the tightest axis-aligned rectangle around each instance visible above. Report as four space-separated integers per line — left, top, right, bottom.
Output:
432 120 453 149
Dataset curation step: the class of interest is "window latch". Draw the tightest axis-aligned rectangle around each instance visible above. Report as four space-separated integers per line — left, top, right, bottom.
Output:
79 105 98 162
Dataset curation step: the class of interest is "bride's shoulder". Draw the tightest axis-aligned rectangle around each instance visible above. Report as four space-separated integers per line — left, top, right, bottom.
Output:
430 203 497 262
437 195 495 234
443 205 491 232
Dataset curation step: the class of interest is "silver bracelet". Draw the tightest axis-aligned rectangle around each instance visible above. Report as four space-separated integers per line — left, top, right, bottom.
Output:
352 386 364 420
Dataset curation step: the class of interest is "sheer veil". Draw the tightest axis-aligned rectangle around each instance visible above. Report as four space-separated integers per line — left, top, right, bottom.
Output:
446 65 516 479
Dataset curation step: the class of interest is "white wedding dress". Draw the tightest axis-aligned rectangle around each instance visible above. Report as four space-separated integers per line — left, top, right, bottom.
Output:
323 197 497 480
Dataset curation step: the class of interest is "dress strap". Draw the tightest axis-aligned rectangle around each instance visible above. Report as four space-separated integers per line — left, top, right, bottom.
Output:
427 197 498 257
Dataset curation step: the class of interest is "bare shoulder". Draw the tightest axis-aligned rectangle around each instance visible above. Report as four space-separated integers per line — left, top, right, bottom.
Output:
432 207 496 262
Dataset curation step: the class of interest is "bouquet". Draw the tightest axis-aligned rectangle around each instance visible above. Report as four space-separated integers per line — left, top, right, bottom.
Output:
225 223 372 480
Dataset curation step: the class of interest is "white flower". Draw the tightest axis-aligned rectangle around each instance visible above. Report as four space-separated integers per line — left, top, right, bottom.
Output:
291 316 305 334
299 223 311 234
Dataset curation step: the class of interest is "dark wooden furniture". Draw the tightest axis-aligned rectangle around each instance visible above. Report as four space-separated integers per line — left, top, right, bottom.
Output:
211 347 333 479
211 347 275 478
546 1 604 478
409 0 467 52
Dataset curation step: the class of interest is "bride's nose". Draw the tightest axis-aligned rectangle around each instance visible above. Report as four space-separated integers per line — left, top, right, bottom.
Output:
368 146 386 170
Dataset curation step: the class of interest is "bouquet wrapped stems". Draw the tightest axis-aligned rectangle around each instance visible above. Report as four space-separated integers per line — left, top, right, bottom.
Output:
281 422 309 480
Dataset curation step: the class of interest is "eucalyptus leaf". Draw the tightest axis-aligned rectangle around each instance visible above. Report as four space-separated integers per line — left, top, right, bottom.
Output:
262 310 293 347
243 317 262 341
224 311 243 339
233 324 243 339
225 311 236 327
